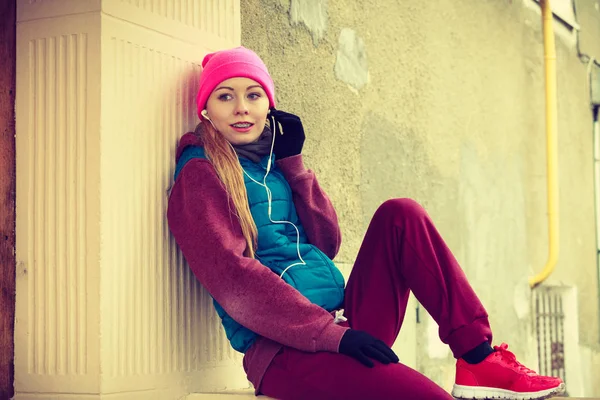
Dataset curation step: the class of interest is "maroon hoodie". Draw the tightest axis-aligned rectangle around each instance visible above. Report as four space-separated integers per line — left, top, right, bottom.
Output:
167 133 349 393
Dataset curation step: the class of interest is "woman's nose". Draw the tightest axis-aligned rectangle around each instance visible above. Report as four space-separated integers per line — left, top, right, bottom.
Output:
234 99 249 115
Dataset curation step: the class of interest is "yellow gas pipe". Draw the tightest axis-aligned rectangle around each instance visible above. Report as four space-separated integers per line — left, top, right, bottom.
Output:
529 0 559 288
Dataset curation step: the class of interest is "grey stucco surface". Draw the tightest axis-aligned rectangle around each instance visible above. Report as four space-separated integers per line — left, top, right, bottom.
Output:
576 0 600 60
242 0 600 394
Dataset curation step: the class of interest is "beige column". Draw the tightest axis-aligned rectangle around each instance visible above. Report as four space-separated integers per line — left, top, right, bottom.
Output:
14 1 244 399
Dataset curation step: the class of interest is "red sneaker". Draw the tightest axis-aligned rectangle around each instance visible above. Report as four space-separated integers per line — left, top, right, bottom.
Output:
452 343 565 400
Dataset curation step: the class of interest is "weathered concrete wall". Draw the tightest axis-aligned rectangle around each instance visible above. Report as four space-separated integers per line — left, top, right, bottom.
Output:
577 0 600 60
242 0 600 395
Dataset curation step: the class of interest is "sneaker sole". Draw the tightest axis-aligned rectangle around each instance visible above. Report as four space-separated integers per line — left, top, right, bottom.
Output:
451 382 565 400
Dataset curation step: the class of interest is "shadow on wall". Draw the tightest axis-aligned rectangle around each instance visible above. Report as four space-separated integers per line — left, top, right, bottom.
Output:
359 111 437 228
359 110 536 378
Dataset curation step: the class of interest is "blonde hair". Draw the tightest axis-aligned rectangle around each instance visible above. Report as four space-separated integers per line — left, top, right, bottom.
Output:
195 120 258 258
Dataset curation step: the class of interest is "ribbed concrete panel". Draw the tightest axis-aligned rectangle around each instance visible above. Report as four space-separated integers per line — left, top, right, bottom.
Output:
99 15 247 395
15 10 102 395
100 33 196 377
120 0 236 37
15 0 243 398
102 0 240 50
101 33 242 375
24 33 89 376
17 0 101 22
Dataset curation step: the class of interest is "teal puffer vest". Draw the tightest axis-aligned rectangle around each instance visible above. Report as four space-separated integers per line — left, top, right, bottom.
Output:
174 146 345 353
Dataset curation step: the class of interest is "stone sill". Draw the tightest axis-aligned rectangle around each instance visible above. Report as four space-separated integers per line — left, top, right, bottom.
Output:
186 390 274 399
186 392 594 400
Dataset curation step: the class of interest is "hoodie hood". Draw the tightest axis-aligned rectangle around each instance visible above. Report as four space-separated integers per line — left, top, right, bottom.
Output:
176 132 202 163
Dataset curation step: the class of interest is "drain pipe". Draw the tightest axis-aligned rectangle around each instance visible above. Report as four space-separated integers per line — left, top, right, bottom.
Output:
594 108 600 316
530 0 560 288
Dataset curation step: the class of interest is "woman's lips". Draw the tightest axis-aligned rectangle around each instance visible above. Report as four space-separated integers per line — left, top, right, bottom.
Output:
230 122 254 133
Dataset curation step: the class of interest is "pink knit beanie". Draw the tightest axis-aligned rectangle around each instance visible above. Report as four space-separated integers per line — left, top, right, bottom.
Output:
196 46 276 118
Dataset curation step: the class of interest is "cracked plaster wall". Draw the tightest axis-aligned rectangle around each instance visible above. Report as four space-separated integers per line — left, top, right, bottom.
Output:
241 0 600 394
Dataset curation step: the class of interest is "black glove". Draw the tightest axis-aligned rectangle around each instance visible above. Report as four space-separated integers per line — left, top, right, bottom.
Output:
270 109 305 159
339 329 399 368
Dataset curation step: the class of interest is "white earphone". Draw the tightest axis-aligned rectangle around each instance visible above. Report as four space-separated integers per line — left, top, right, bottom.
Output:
201 109 218 130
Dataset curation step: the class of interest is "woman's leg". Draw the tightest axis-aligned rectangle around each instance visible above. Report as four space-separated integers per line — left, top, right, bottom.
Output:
259 198 564 399
343 198 566 400
259 344 453 400
344 198 492 357
260 198 492 400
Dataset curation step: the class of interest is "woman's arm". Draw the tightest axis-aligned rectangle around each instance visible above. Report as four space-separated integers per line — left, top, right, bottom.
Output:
167 158 348 352
276 155 342 259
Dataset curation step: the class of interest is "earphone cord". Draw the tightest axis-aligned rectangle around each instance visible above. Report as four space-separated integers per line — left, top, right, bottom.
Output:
242 112 307 279
202 109 308 278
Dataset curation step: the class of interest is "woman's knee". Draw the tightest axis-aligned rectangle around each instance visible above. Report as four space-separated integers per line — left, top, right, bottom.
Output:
375 198 427 221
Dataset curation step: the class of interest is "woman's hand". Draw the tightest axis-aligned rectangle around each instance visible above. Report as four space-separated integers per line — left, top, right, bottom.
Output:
270 109 305 159
338 329 399 367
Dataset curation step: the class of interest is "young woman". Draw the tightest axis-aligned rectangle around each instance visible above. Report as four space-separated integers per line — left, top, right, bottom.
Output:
167 46 565 400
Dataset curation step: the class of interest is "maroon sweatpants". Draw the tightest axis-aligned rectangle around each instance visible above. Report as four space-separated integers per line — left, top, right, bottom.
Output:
258 199 493 400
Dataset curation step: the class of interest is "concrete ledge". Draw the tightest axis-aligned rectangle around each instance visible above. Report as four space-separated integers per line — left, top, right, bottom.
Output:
186 391 593 400
186 389 275 399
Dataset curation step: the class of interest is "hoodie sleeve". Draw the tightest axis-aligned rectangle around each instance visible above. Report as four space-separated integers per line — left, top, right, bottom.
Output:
167 158 348 353
276 155 342 260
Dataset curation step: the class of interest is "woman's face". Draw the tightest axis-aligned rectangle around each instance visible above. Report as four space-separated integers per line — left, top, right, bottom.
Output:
205 77 270 145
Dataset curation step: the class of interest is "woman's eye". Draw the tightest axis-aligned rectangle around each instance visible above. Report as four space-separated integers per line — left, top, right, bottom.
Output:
248 92 262 100
218 93 232 101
